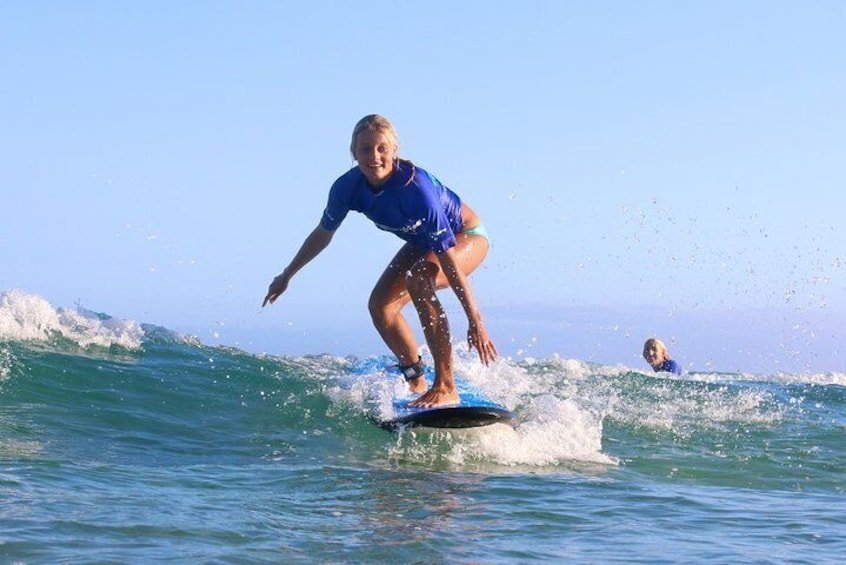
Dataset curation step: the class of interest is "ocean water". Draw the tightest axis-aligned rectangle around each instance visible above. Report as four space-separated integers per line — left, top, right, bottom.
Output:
1 290 844 564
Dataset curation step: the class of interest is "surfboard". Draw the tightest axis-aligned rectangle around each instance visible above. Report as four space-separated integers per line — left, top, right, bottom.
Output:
379 367 516 430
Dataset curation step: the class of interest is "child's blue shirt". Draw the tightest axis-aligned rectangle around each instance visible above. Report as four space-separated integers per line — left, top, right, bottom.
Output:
657 359 682 375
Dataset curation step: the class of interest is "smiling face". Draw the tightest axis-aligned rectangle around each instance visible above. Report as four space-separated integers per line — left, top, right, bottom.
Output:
352 129 397 187
643 339 669 369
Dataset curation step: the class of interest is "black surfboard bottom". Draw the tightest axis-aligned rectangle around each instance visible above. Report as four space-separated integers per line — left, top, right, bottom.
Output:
381 406 516 430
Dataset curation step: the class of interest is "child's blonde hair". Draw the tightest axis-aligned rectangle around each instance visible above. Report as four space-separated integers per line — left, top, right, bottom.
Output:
643 338 670 362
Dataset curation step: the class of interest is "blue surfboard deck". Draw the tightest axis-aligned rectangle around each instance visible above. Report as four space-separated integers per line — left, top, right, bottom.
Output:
379 367 516 430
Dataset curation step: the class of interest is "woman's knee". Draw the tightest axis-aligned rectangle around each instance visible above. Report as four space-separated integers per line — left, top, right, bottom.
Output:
368 289 407 326
404 261 438 299
367 292 388 324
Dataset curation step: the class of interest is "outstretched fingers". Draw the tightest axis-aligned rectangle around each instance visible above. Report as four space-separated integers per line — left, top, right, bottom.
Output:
262 274 289 307
477 339 498 366
468 326 498 366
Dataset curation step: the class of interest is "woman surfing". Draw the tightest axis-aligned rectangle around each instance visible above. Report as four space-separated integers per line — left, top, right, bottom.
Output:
262 114 496 407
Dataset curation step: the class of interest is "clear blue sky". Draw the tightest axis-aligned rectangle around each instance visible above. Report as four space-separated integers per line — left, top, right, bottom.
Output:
3 1 845 372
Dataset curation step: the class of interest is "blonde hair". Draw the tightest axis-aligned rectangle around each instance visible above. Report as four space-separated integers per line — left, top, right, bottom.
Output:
350 114 399 157
643 338 670 362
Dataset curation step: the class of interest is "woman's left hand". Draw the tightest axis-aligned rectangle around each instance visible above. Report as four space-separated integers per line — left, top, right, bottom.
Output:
468 320 498 366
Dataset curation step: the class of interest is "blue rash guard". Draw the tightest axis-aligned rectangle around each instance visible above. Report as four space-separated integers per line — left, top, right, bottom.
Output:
320 160 464 254
656 359 682 375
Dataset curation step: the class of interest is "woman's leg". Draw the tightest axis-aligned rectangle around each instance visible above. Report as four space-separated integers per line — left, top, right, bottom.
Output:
368 232 489 402
404 232 489 405
368 243 428 389
404 258 455 399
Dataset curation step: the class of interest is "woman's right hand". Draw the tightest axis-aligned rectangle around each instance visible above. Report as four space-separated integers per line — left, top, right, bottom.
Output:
261 225 335 307
262 271 290 307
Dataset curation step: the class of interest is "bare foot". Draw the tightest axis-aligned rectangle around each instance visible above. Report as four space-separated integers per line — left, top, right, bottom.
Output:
409 386 459 408
407 376 428 394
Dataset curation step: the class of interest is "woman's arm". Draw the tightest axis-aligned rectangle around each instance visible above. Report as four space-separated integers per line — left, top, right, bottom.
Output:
262 224 335 306
435 247 498 365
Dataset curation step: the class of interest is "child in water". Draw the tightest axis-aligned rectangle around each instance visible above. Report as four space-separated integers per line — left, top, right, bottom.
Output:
643 338 682 375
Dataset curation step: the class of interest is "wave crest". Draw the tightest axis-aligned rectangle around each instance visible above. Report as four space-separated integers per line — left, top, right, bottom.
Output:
0 289 145 350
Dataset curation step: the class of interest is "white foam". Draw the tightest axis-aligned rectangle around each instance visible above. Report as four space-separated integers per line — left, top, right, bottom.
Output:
461 395 617 466
0 289 145 350
286 342 829 468
0 346 10 381
339 348 619 467
446 354 613 465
